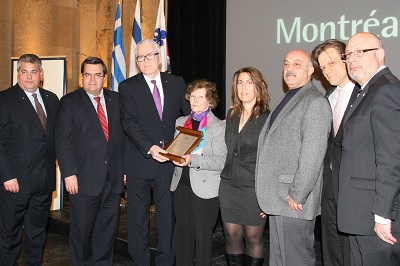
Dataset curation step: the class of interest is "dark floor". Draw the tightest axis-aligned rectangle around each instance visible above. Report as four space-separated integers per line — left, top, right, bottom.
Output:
17 207 322 265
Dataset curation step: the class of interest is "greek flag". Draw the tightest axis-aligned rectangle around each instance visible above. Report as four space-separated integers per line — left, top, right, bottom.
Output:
154 0 171 73
111 0 126 91
129 0 142 77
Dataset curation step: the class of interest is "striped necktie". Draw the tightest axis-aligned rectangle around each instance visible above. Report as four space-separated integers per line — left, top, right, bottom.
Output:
94 97 108 141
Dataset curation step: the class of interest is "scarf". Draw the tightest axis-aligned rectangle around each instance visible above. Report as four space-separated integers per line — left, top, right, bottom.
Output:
184 108 209 154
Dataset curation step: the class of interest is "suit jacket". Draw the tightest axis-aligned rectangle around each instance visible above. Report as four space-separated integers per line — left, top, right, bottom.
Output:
337 67 400 235
119 72 191 179
55 88 125 196
170 112 227 199
322 84 359 200
255 81 332 220
0 84 59 193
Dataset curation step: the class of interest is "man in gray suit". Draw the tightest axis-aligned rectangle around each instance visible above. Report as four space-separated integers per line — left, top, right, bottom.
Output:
337 32 400 265
256 50 331 265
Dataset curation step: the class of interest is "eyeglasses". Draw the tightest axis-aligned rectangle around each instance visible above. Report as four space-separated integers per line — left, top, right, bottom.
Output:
82 73 105 79
342 48 379 59
136 53 159 62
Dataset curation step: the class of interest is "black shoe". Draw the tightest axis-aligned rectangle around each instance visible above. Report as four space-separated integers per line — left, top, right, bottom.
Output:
244 254 264 266
225 253 245 266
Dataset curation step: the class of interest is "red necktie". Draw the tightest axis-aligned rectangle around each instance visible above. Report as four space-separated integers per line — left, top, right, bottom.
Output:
32 93 47 133
94 97 108 141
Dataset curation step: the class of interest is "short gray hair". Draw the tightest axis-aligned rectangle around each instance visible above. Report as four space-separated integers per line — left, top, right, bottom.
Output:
17 54 42 72
135 39 160 56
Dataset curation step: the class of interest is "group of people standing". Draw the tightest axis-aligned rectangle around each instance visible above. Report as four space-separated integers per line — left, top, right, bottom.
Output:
0 31 399 266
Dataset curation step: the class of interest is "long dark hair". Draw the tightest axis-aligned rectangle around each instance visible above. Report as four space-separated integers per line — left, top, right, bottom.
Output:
229 66 270 120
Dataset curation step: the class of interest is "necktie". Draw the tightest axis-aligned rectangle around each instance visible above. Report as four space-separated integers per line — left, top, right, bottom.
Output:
333 88 345 136
32 93 47 133
151 80 162 119
94 97 109 141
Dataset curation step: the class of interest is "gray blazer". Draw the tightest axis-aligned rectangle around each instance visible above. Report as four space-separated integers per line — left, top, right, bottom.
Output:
170 112 227 199
255 81 332 220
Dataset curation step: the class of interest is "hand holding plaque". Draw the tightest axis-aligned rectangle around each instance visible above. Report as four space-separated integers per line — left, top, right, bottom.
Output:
160 126 203 164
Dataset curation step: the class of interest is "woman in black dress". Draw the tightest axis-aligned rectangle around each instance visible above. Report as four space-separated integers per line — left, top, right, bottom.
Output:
219 67 270 265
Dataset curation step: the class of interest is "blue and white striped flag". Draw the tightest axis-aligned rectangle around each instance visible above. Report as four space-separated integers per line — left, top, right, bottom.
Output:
111 0 126 91
129 0 142 77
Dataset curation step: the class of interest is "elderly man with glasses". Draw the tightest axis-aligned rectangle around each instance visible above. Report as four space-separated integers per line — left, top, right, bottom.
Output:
119 39 190 265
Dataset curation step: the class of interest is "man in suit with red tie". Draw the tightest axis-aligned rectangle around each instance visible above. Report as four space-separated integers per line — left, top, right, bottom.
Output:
0 54 59 265
119 39 190 265
311 39 359 266
56 57 125 264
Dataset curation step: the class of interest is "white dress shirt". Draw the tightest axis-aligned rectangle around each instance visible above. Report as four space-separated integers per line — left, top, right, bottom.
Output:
86 90 108 122
143 73 164 111
25 88 48 117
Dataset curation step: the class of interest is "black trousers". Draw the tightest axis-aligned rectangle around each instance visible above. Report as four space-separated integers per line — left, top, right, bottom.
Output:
127 173 176 266
174 184 219 266
321 175 351 266
68 178 120 265
0 186 52 266
349 234 400 266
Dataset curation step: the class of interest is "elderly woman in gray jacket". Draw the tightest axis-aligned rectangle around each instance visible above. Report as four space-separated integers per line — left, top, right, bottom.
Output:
170 79 227 266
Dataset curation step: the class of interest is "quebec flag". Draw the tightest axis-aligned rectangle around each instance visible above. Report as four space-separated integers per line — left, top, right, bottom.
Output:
154 0 171 73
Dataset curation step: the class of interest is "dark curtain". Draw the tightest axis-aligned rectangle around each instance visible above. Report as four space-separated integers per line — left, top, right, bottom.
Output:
168 0 226 119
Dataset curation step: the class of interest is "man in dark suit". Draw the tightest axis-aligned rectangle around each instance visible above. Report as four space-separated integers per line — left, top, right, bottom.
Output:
311 39 358 266
337 32 400 265
119 39 190 265
56 57 125 264
0 54 59 265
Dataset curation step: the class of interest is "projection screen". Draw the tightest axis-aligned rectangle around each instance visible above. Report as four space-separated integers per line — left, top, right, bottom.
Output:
226 0 400 110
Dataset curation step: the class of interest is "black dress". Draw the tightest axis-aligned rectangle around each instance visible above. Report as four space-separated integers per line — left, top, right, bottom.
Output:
219 109 270 225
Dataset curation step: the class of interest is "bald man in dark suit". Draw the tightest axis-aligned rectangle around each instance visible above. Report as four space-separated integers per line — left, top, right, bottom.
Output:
338 32 400 265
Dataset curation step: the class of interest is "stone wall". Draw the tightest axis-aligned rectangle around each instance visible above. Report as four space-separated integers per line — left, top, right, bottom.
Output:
0 0 164 93
0 0 12 91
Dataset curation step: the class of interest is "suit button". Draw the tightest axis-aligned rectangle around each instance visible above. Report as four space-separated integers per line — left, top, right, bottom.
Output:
161 125 165 128
105 161 107 164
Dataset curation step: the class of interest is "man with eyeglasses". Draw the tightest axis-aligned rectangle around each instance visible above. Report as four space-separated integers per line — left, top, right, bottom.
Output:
311 39 359 266
119 39 190 265
56 57 125 264
337 32 400 265
0 54 59 265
